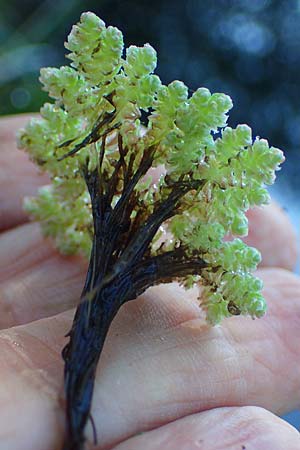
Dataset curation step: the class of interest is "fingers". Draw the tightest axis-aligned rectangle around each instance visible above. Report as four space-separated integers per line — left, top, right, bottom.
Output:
113 406 300 450
0 199 297 329
0 114 49 231
0 311 70 450
0 222 87 328
88 269 300 447
1 268 300 449
245 202 297 271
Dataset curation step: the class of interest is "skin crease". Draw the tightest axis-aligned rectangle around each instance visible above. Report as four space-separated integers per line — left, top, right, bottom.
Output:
0 114 299 450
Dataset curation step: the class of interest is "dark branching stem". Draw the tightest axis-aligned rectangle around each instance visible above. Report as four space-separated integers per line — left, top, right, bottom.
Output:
62 143 206 449
58 111 118 161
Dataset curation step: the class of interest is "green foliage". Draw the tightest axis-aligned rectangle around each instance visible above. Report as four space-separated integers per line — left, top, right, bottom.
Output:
18 12 284 325
65 13 123 85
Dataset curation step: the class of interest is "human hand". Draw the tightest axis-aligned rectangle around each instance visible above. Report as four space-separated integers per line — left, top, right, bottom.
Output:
1 114 300 450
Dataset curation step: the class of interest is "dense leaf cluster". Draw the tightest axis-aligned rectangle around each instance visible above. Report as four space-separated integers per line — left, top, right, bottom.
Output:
19 12 284 324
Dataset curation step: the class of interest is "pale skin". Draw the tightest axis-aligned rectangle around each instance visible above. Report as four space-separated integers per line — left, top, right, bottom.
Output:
0 114 300 450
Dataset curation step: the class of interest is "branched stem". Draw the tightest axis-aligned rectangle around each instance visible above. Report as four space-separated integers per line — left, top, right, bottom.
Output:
62 162 207 449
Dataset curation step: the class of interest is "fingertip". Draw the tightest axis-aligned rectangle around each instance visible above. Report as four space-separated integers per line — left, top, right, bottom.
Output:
245 201 297 271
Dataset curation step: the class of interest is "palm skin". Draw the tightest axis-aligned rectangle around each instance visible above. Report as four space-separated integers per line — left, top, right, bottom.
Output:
0 115 300 450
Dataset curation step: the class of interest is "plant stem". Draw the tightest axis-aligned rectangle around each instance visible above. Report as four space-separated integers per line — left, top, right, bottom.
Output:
62 284 122 450
61 247 207 449
61 162 207 449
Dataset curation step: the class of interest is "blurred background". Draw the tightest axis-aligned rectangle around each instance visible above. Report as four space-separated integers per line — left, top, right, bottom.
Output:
0 0 299 427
